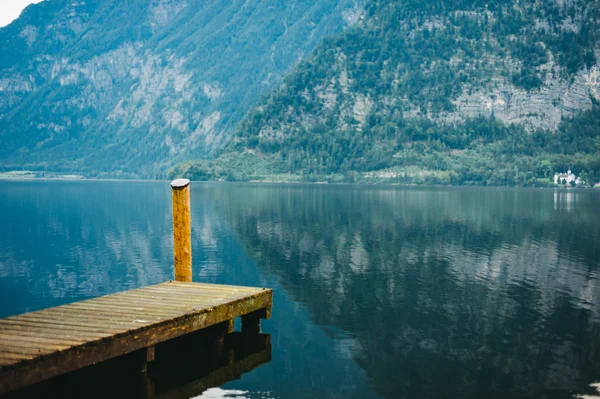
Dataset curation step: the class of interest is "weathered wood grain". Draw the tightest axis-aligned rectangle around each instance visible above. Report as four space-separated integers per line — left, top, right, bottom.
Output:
171 179 192 282
0 281 272 395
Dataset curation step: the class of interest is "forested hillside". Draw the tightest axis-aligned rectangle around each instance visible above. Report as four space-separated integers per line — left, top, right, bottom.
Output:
174 0 600 186
0 0 358 177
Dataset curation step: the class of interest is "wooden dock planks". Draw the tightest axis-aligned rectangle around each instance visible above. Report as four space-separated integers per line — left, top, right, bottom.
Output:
0 281 272 395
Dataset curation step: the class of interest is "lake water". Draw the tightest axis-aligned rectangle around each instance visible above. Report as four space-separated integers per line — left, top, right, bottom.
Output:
1 181 600 399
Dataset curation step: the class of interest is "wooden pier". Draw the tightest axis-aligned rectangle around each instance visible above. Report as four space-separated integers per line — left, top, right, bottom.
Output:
0 281 272 395
0 179 273 395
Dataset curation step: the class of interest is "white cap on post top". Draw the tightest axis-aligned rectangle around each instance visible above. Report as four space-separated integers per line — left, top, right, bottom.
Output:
170 179 190 189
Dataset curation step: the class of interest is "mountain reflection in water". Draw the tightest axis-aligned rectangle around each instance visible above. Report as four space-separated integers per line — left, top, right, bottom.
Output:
1 181 599 399
211 185 600 399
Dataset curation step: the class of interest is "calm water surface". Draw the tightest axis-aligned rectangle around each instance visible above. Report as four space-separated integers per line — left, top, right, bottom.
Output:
1 181 600 399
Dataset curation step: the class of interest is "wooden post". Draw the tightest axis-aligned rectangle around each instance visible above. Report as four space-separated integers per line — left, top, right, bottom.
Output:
171 179 192 282
136 345 155 373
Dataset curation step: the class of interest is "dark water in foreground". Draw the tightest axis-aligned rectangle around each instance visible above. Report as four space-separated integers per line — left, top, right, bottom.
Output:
1 181 600 399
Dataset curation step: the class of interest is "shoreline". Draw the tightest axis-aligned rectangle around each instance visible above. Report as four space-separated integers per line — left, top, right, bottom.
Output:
1 175 598 190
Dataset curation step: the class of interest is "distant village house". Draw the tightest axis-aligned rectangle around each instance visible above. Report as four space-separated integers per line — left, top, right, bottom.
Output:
554 170 582 186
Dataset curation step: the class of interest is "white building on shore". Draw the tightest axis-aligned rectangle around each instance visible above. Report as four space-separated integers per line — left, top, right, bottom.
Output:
554 170 582 186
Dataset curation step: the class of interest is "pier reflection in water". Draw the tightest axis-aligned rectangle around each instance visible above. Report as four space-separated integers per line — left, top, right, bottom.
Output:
4 331 271 399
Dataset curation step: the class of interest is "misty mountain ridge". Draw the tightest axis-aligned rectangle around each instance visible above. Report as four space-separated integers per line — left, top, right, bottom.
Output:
0 0 359 177
1 0 600 185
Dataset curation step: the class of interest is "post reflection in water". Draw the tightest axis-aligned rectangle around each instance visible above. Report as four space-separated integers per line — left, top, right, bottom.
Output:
1 181 600 398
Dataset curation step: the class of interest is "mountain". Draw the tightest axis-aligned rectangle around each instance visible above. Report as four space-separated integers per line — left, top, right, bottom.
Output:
0 0 360 178
173 0 600 186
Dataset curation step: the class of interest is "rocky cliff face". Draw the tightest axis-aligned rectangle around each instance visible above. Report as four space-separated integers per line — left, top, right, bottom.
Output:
239 0 600 140
450 60 600 131
0 0 358 177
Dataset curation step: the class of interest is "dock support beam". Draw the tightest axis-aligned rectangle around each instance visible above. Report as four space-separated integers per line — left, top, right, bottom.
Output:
171 179 192 282
242 307 270 334
133 344 155 374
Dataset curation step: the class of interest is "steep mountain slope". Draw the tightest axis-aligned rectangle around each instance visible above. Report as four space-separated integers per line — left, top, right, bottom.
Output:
175 0 600 186
0 0 359 177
